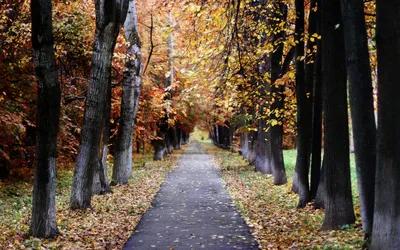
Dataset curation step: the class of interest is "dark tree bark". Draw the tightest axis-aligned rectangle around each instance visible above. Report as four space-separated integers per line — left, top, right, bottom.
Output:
181 132 189 145
247 131 258 165
270 1 288 185
255 52 273 174
293 0 311 207
113 0 142 185
310 36 322 200
255 117 273 174
153 138 166 160
167 127 175 153
174 127 181 149
370 1 400 248
93 81 112 194
320 0 355 230
340 0 376 237
70 0 129 209
29 0 60 238
313 157 324 209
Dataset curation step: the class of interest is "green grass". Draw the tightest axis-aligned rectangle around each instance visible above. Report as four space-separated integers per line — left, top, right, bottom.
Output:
283 150 358 202
283 149 356 182
200 141 364 249
283 149 296 178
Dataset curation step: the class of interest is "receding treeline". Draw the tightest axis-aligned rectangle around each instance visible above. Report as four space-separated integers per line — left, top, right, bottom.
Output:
1 0 399 248
207 0 399 248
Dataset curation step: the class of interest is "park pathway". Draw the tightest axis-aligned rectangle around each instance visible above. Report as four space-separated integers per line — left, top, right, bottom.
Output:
123 142 259 250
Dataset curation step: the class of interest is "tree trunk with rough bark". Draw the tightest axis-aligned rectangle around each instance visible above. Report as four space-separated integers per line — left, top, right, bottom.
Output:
320 0 355 229
29 0 61 238
113 0 142 185
340 0 376 237
370 1 400 248
310 36 322 200
313 158 325 209
93 81 112 194
293 0 311 207
255 117 273 174
70 0 129 209
270 1 288 185
174 127 181 149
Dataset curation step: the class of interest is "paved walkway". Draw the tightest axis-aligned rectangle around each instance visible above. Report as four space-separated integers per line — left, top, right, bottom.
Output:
124 142 259 250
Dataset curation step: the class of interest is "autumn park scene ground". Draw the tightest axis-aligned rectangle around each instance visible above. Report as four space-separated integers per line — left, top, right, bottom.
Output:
1 0 399 249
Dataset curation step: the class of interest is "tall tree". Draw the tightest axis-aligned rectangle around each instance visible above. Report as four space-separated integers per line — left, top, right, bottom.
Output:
308 0 322 201
70 0 129 209
92 80 112 194
255 1 273 175
370 1 400 248
29 0 61 237
340 0 376 237
320 0 355 229
153 12 175 160
293 0 311 207
269 1 288 185
113 0 143 185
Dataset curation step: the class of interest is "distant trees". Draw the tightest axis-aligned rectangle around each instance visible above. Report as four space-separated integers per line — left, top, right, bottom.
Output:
29 0 61 238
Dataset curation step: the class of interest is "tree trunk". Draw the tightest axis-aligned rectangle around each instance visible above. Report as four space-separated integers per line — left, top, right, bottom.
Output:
113 0 142 185
320 0 355 229
240 133 249 159
310 36 322 200
70 0 129 209
93 80 112 194
313 158 325 209
167 127 175 153
255 117 273 174
247 131 257 166
154 14 174 159
153 122 167 160
174 127 181 149
29 0 60 238
270 1 288 186
293 0 311 207
340 0 376 237
370 1 400 248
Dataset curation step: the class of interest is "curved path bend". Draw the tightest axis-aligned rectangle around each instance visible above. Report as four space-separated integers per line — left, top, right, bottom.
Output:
124 142 259 250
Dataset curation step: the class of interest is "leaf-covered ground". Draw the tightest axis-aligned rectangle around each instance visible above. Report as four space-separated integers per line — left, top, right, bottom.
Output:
200 140 365 249
0 150 182 249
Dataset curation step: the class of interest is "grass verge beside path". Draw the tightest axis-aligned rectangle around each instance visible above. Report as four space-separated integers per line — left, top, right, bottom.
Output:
0 148 184 249
200 140 364 250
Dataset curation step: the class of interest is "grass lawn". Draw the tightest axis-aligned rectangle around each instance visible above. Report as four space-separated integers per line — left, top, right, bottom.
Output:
200 139 364 249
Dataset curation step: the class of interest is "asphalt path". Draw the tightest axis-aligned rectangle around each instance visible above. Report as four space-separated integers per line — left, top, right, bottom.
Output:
124 142 259 250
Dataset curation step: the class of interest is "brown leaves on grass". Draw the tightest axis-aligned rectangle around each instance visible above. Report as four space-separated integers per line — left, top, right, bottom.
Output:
0 151 181 249
202 143 364 250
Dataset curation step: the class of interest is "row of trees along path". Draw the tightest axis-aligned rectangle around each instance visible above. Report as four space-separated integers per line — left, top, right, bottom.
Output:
29 0 190 239
21 0 400 248
208 0 400 248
